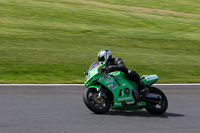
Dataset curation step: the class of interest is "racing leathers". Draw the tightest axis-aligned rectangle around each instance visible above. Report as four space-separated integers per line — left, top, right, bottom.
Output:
103 57 147 96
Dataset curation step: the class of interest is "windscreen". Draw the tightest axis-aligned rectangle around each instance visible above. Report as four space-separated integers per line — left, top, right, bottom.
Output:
88 61 99 72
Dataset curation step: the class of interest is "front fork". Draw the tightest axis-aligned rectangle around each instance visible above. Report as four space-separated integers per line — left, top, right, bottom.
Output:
98 84 102 99
98 84 106 99
87 84 106 100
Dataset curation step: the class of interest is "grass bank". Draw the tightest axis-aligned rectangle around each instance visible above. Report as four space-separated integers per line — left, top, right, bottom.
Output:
0 0 200 83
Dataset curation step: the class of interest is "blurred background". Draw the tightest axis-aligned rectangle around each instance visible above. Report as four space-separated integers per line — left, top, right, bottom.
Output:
0 0 199 83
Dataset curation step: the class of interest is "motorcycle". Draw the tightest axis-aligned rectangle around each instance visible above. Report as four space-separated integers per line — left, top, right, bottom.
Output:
83 61 168 114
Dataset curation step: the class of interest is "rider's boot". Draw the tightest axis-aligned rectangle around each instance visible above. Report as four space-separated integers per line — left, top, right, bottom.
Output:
132 87 139 102
138 80 149 97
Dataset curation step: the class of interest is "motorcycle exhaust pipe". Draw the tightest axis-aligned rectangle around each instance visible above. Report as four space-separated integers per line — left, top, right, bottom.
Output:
143 94 162 102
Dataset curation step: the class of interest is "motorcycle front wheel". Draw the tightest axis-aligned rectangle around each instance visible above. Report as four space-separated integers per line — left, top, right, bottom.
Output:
145 87 168 115
83 88 111 114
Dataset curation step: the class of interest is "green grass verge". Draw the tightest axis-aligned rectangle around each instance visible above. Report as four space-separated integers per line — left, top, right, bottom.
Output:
0 0 200 83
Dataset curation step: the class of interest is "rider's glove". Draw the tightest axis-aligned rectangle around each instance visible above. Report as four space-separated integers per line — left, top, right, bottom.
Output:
108 65 116 71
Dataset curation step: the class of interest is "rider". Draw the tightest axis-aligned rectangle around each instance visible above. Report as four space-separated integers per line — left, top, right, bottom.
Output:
97 49 148 97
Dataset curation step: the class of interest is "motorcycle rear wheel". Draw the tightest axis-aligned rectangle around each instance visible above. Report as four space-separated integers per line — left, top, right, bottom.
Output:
83 88 111 114
145 87 168 115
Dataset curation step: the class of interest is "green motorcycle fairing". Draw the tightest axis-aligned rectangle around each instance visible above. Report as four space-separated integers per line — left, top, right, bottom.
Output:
84 61 159 110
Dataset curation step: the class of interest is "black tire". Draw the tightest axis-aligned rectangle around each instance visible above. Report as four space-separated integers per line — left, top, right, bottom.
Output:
83 88 111 114
145 87 168 115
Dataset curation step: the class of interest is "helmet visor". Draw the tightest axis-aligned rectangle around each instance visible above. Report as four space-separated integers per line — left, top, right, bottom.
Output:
98 56 105 62
98 51 106 62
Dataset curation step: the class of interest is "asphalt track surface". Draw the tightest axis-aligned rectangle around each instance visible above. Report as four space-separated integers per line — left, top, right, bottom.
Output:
0 85 200 133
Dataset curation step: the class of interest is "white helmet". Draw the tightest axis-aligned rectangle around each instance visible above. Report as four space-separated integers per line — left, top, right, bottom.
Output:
97 49 112 64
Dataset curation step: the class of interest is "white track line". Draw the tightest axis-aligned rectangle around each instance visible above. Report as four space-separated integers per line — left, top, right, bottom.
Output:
0 84 84 86
0 84 199 86
154 84 200 86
